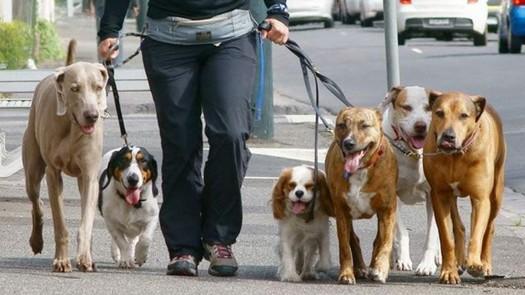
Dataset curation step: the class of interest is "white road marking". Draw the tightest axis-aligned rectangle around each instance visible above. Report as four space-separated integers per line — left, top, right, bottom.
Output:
248 148 328 164
411 48 423 54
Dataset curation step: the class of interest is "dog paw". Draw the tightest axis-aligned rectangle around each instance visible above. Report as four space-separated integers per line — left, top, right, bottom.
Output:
118 259 136 269
338 270 356 285
315 260 331 273
300 271 319 281
354 266 368 279
415 253 438 276
395 258 413 271
439 268 461 284
53 258 72 273
466 262 485 278
368 267 388 283
279 271 302 282
29 232 44 255
76 254 95 272
135 253 147 267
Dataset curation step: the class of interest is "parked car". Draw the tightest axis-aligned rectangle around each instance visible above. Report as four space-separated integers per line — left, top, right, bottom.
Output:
487 0 502 32
333 0 383 26
498 0 525 53
396 0 489 46
288 0 336 28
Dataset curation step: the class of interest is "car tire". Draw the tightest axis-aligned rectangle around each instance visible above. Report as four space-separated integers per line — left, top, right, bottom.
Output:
324 19 335 29
509 25 523 54
499 32 509 54
342 13 356 24
398 34 406 46
360 17 374 27
473 29 487 47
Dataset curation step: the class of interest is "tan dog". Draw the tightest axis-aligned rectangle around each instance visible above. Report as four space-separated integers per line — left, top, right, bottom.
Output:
325 107 398 284
423 92 505 284
22 42 108 272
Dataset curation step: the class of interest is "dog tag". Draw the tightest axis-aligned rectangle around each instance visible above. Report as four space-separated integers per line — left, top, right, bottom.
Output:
196 31 212 42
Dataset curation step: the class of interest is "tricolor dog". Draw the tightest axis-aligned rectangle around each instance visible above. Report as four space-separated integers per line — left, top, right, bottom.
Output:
423 91 505 284
98 146 159 268
325 107 398 284
381 86 441 276
271 166 332 282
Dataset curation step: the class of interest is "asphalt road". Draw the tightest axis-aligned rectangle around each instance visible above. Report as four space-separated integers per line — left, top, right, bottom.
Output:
1 19 525 294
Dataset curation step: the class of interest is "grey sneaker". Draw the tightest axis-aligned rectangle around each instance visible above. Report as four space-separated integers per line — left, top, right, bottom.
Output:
203 243 238 276
167 255 198 276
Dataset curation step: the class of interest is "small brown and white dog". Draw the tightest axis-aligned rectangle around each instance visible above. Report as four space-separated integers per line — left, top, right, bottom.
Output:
98 145 159 268
325 107 398 284
423 92 505 284
381 86 441 276
271 165 333 282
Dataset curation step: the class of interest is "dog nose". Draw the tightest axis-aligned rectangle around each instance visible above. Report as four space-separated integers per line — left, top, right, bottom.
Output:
441 129 456 142
343 138 356 151
127 174 139 187
414 121 427 134
83 110 99 124
295 190 304 199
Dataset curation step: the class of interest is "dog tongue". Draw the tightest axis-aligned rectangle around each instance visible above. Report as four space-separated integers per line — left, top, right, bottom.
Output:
410 137 425 149
125 189 140 206
80 124 95 135
292 202 307 214
344 150 365 174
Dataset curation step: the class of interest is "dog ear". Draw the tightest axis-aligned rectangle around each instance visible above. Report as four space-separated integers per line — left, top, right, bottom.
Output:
471 96 486 122
387 86 403 106
374 108 383 123
272 168 291 220
428 90 442 110
96 63 109 86
54 67 67 116
150 157 159 197
95 64 109 111
315 171 334 217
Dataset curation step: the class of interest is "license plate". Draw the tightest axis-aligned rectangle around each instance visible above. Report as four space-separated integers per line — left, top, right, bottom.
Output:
428 19 451 26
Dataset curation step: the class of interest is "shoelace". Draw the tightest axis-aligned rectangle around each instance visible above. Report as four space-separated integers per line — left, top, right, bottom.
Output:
173 255 194 263
213 245 233 259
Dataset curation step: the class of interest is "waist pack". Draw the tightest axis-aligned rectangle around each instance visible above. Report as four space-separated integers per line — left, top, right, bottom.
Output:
146 9 255 45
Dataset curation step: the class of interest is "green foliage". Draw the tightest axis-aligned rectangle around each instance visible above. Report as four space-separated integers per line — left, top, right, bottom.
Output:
35 20 64 62
0 21 32 69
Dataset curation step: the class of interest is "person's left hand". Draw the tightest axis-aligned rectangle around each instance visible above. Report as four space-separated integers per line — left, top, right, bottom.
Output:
260 18 289 45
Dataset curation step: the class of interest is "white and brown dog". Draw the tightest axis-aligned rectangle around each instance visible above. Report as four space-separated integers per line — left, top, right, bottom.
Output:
98 145 159 268
271 166 333 282
381 86 441 276
325 107 398 284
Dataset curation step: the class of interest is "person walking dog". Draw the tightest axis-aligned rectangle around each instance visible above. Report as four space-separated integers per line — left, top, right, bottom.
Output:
98 0 289 277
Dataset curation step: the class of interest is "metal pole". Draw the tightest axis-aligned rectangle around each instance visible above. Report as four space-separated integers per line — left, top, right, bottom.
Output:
67 0 74 17
249 0 273 140
383 0 400 89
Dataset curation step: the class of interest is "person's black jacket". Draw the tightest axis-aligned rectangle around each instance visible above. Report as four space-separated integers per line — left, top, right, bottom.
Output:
98 0 288 40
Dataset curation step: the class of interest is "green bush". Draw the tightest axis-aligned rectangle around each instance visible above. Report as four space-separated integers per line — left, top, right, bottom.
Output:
36 20 64 62
0 21 32 69
0 20 64 69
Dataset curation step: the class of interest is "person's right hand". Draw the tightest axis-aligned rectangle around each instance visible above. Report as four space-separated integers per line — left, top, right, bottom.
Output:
98 38 119 61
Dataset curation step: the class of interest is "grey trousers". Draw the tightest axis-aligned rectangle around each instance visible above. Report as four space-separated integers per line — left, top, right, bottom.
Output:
141 32 256 261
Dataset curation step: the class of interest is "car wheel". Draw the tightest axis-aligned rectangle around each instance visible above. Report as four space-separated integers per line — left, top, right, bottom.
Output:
360 17 374 27
473 29 487 46
324 19 335 28
499 32 509 54
398 34 406 46
342 13 356 24
509 26 523 53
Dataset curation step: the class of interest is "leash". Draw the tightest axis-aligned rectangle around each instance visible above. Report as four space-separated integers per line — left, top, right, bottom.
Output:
258 21 352 222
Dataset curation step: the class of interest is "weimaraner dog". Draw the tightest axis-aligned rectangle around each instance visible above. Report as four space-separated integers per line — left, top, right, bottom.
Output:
22 59 108 272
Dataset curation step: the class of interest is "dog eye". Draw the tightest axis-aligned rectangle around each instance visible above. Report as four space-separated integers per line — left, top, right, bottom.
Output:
360 124 371 129
435 110 445 118
459 113 469 120
401 105 412 112
304 183 314 190
336 123 347 130
71 86 79 92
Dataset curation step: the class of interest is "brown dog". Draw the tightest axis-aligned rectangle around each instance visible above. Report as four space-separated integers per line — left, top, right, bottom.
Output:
423 92 505 284
325 107 398 284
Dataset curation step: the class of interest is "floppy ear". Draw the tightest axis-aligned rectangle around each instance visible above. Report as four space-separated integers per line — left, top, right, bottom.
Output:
272 168 291 220
96 63 109 86
428 90 442 110
150 157 159 197
471 96 486 122
315 171 334 217
387 86 403 106
54 67 67 116
96 64 109 111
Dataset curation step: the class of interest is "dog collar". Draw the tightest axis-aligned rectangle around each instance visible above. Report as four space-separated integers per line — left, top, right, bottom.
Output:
458 125 479 154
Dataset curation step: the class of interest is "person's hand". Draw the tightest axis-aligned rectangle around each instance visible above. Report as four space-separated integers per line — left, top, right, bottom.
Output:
261 18 289 45
98 38 119 61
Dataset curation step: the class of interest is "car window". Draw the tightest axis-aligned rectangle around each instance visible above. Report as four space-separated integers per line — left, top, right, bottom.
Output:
487 0 501 5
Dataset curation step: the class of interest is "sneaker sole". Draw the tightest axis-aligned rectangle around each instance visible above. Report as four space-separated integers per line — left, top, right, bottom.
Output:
167 262 198 276
208 265 238 277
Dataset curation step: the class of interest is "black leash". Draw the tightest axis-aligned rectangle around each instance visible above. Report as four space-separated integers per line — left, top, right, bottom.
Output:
258 21 352 222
